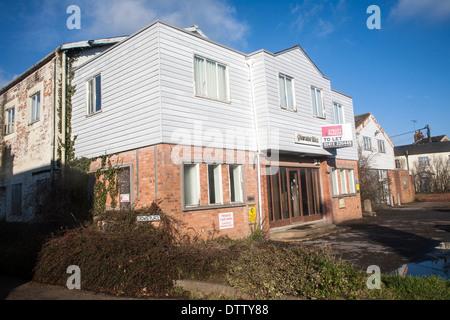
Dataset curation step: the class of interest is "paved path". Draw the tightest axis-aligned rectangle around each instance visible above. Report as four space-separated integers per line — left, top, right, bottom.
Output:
2 202 449 300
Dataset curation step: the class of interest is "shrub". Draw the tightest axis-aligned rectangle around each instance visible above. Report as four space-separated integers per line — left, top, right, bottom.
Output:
33 204 182 297
226 242 368 300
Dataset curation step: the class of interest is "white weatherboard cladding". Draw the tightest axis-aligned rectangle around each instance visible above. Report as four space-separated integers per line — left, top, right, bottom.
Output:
71 21 357 161
71 24 161 158
158 24 257 152
357 116 395 170
251 48 357 158
332 90 358 161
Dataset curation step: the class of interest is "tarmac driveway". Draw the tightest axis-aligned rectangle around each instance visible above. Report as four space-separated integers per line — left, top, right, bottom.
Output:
299 202 450 275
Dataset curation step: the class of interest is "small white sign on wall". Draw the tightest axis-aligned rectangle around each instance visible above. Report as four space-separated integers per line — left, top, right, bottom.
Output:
219 212 234 229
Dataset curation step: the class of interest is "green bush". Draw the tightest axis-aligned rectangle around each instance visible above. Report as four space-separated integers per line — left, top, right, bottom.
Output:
33 204 182 297
226 242 368 300
378 275 450 300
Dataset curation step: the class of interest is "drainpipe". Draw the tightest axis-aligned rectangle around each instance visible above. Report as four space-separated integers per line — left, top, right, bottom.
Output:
61 50 67 169
246 58 263 228
51 52 58 184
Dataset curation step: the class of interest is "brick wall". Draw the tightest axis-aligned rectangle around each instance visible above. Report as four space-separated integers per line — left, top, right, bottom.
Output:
329 159 363 223
388 170 415 205
415 193 450 202
90 144 265 239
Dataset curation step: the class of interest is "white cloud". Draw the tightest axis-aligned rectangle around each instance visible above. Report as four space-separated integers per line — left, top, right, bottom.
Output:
76 0 248 47
389 0 450 23
290 0 348 37
0 69 17 90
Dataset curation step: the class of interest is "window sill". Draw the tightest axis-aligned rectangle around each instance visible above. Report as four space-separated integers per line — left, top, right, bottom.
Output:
195 94 231 105
313 115 326 120
333 193 358 199
280 106 297 112
86 110 102 118
183 202 246 212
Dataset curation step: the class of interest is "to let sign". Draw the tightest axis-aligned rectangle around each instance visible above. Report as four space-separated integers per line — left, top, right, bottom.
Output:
321 124 353 149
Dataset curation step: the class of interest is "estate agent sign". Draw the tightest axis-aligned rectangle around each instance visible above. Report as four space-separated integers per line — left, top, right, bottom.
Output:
321 124 353 148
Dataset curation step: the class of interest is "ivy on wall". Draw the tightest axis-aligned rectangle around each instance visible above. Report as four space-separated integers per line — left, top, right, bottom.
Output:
92 154 122 216
57 54 78 166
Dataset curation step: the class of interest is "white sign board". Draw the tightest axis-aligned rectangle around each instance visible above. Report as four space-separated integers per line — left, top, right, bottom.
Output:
294 132 321 147
219 212 234 229
321 124 353 148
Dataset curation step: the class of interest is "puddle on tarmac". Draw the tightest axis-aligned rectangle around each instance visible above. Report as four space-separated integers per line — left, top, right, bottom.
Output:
391 256 450 279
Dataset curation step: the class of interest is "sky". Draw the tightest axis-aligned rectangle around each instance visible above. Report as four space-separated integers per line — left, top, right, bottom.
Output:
0 0 449 146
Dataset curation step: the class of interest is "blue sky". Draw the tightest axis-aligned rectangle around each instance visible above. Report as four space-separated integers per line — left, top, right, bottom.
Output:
1 0 449 146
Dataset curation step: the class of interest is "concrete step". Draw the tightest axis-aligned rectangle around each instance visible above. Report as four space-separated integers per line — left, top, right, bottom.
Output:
270 221 348 242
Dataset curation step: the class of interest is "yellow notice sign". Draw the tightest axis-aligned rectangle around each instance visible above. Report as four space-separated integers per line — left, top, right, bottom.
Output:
248 205 256 224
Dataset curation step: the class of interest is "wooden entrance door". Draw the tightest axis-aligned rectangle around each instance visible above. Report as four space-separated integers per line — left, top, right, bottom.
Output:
268 167 323 228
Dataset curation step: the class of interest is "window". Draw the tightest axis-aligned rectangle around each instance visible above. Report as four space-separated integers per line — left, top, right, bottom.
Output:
194 56 229 102
208 164 223 204
395 159 401 169
87 74 102 115
418 156 430 167
311 86 325 118
279 74 295 111
348 169 356 194
11 183 22 215
229 165 243 203
333 102 344 124
331 168 339 196
363 136 372 151
183 164 200 207
5 108 15 134
340 169 348 194
377 139 386 153
31 92 40 123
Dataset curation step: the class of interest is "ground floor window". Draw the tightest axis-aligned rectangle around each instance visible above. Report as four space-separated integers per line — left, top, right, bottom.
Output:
331 168 356 196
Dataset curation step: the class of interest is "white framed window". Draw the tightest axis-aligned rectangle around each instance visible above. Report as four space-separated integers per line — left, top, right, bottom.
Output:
363 136 372 151
377 139 386 153
279 74 295 111
348 169 356 194
208 164 223 204
87 74 102 115
5 107 15 134
229 164 243 203
331 168 339 196
333 102 344 124
311 86 325 118
31 92 40 123
418 156 430 167
340 169 348 194
183 163 200 207
194 55 229 102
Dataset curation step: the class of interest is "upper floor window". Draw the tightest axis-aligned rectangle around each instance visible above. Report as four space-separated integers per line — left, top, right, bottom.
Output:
87 74 102 115
418 156 430 167
194 55 229 102
377 139 386 153
333 102 344 124
311 86 325 118
363 136 372 151
31 92 40 123
279 74 295 111
5 108 15 134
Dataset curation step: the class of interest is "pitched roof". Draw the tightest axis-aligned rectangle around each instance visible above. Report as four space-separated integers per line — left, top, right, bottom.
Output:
354 113 371 129
394 140 450 156
414 135 449 144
